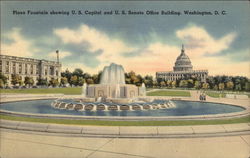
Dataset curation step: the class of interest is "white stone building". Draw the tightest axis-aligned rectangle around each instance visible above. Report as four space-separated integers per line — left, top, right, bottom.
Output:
0 52 61 86
156 45 208 82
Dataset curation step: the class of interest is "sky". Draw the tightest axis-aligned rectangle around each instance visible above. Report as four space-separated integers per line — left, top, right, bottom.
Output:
1 1 250 78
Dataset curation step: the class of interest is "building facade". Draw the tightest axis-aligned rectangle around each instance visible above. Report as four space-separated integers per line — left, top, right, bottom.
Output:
0 53 61 86
156 45 208 82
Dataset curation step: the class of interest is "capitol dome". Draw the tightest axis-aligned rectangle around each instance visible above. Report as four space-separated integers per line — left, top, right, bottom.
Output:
173 45 193 71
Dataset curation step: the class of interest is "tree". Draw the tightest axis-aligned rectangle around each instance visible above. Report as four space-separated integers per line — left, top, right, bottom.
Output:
160 81 166 87
245 80 250 91
179 80 188 88
218 83 225 91
187 79 194 88
60 77 68 86
86 78 94 84
0 73 7 85
49 78 59 87
194 81 201 89
24 77 34 87
0 79 4 88
226 81 234 90
83 73 91 79
136 74 143 86
153 80 158 88
70 75 78 86
167 80 172 88
11 74 22 86
213 85 218 91
125 78 131 84
72 68 83 77
37 78 48 86
92 74 99 84
144 75 153 87
61 69 72 82
78 77 85 86
128 71 139 84
171 81 176 88
202 83 209 90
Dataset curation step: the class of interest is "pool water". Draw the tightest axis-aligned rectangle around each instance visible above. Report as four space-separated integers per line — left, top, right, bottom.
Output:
0 99 245 117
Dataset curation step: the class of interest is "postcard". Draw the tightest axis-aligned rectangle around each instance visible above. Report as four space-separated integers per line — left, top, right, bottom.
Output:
0 1 249 158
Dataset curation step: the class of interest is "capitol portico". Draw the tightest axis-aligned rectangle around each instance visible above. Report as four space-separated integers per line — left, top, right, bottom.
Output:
156 45 208 82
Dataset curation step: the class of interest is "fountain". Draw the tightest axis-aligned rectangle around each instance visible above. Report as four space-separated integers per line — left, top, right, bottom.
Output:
83 63 145 104
51 63 175 111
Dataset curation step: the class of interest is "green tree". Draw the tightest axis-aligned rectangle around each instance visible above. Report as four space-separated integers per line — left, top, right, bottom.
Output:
61 69 72 83
194 81 201 89
49 78 59 87
187 79 194 88
245 80 250 91
160 81 166 87
226 81 234 90
78 77 85 86
37 78 48 86
0 79 4 88
0 73 8 85
72 68 83 77
60 77 68 86
83 73 91 79
179 80 188 88
144 75 153 87
153 80 158 88
92 74 99 84
218 83 225 91
167 80 172 88
24 76 34 87
213 85 218 91
128 71 139 85
171 81 176 88
70 75 78 86
11 74 22 86
202 83 210 90
86 78 94 84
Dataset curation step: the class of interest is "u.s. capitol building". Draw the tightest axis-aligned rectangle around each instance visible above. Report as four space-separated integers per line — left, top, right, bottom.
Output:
156 45 208 82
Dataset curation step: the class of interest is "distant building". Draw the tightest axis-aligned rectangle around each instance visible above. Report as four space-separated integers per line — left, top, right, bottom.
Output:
0 51 61 86
156 45 208 82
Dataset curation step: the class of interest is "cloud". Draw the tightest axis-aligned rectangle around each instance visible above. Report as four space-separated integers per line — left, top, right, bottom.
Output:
54 24 136 63
53 23 249 77
1 28 39 57
176 24 237 58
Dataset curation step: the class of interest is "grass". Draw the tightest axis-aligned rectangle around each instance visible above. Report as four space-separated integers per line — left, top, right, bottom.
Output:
1 114 249 126
147 90 191 97
206 91 226 98
0 87 82 95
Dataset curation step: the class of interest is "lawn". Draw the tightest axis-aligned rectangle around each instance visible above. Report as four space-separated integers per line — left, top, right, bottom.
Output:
1 114 249 126
147 90 191 97
205 91 226 98
0 87 82 95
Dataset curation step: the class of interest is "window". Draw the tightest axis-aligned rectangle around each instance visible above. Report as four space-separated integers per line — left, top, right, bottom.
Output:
36 66 39 74
30 65 34 75
18 63 22 74
12 62 16 74
50 66 54 75
25 64 28 74
0 61 2 73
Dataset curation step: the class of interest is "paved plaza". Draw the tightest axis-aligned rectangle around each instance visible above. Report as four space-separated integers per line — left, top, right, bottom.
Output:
0 129 249 158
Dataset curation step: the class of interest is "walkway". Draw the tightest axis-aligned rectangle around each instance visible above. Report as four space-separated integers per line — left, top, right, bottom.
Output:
1 129 249 158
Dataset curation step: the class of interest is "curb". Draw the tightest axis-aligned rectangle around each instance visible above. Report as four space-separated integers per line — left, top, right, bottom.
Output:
1 120 250 138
